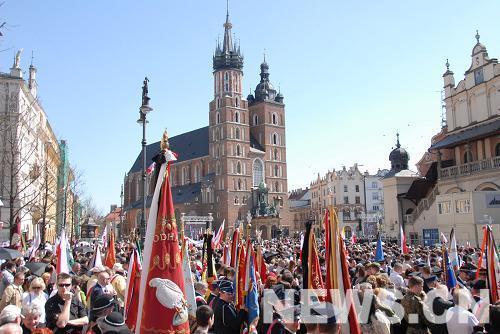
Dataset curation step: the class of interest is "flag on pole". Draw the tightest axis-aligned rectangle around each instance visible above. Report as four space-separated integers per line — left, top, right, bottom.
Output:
255 244 267 284
443 249 457 290
245 253 259 328
56 228 70 274
101 225 108 250
182 238 197 319
374 234 385 262
211 220 225 249
449 228 460 270
230 227 240 268
10 216 22 251
201 232 217 284
301 220 325 300
400 224 408 255
88 243 103 270
235 239 247 309
484 225 500 303
124 249 141 331
476 227 488 280
29 224 41 260
135 137 190 334
222 244 231 266
351 231 356 244
104 231 116 269
325 207 361 334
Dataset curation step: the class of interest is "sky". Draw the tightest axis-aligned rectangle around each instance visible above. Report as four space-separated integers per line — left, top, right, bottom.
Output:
1 1 499 213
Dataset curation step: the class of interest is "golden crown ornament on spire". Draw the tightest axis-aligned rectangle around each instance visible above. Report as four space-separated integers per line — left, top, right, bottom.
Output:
161 130 170 151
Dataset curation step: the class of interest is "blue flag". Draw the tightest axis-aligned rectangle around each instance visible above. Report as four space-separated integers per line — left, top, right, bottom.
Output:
444 249 457 289
246 254 259 326
374 235 385 262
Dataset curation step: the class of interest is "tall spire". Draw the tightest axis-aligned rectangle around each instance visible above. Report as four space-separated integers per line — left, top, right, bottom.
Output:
222 0 233 53
213 2 243 71
396 132 400 148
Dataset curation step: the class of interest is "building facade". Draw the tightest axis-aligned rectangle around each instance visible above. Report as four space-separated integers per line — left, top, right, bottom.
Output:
0 52 77 243
310 164 387 239
384 33 499 246
123 12 290 239
288 188 311 235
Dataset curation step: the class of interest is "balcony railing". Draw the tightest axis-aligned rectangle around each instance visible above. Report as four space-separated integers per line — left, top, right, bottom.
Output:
440 157 500 179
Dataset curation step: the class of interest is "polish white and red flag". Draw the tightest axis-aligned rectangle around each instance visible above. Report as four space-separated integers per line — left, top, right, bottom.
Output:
211 219 225 250
400 224 409 255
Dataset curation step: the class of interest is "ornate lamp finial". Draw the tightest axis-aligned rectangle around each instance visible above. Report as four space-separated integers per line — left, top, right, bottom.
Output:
475 30 480 43
161 130 170 150
445 58 450 71
396 132 401 148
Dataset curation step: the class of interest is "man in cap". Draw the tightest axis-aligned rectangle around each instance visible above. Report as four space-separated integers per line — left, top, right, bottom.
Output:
212 280 245 334
86 294 116 334
95 312 131 334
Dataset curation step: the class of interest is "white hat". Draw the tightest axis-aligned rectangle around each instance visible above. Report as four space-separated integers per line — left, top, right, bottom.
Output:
112 263 124 273
90 264 106 273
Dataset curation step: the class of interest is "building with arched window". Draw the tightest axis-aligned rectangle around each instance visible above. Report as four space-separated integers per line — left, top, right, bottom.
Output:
123 10 290 238
381 33 500 245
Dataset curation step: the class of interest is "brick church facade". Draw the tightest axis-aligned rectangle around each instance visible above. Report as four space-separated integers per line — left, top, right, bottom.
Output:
123 11 290 239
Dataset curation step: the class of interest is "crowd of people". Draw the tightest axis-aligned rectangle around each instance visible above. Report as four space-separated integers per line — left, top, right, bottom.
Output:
0 232 498 334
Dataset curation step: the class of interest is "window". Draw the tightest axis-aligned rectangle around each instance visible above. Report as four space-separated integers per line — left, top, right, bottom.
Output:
235 111 240 123
235 127 240 139
474 68 484 85
216 112 220 124
372 205 379 211
495 143 500 156
237 179 242 190
224 72 229 91
344 185 348 192
438 201 451 214
275 182 279 192
455 199 471 213
274 165 279 177
216 161 221 175
355 196 361 204
252 159 264 186
234 196 239 205
236 161 242 174
236 144 241 156
344 196 349 204
253 114 258 125
272 133 278 145
216 97 220 109
274 148 279 160
235 96 239 107
371 181 378 188
372 193 379 201
355 185 360 192
272 113 277 125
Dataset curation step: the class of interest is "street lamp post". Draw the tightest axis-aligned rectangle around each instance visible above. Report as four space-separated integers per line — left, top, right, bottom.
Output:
137 77 153 247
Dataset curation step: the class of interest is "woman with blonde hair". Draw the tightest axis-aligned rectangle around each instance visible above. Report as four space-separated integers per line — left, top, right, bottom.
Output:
22 277 47 324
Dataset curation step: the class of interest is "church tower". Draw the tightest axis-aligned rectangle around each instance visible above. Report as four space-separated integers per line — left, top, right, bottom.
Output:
209 9 252 228
247 58 288 210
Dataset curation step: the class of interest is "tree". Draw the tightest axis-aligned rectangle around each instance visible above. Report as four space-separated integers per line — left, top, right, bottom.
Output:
0 89 43 237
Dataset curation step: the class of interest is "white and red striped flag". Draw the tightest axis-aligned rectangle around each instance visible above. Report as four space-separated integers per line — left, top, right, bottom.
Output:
400 223 409 254
56 228 70 274
211 219 225 249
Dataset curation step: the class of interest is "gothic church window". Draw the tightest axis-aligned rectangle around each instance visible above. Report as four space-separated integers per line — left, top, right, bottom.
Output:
236 161 242 174
272 133 278 145
216 97 220 109
274 165 279 177
272 113 277 125
235 96 240 107
235 127 240 139
253 114 258 125
236 145 241 156
274 148 279 160
235 111 240 123
252 159 264 187
238 179 242 190
216 112 220 124
224 72 229 92
234 196 239 205
496 143 500 156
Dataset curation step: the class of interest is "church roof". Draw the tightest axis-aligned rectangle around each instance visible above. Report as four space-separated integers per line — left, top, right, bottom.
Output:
128 126 209 174
123 182 202 211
